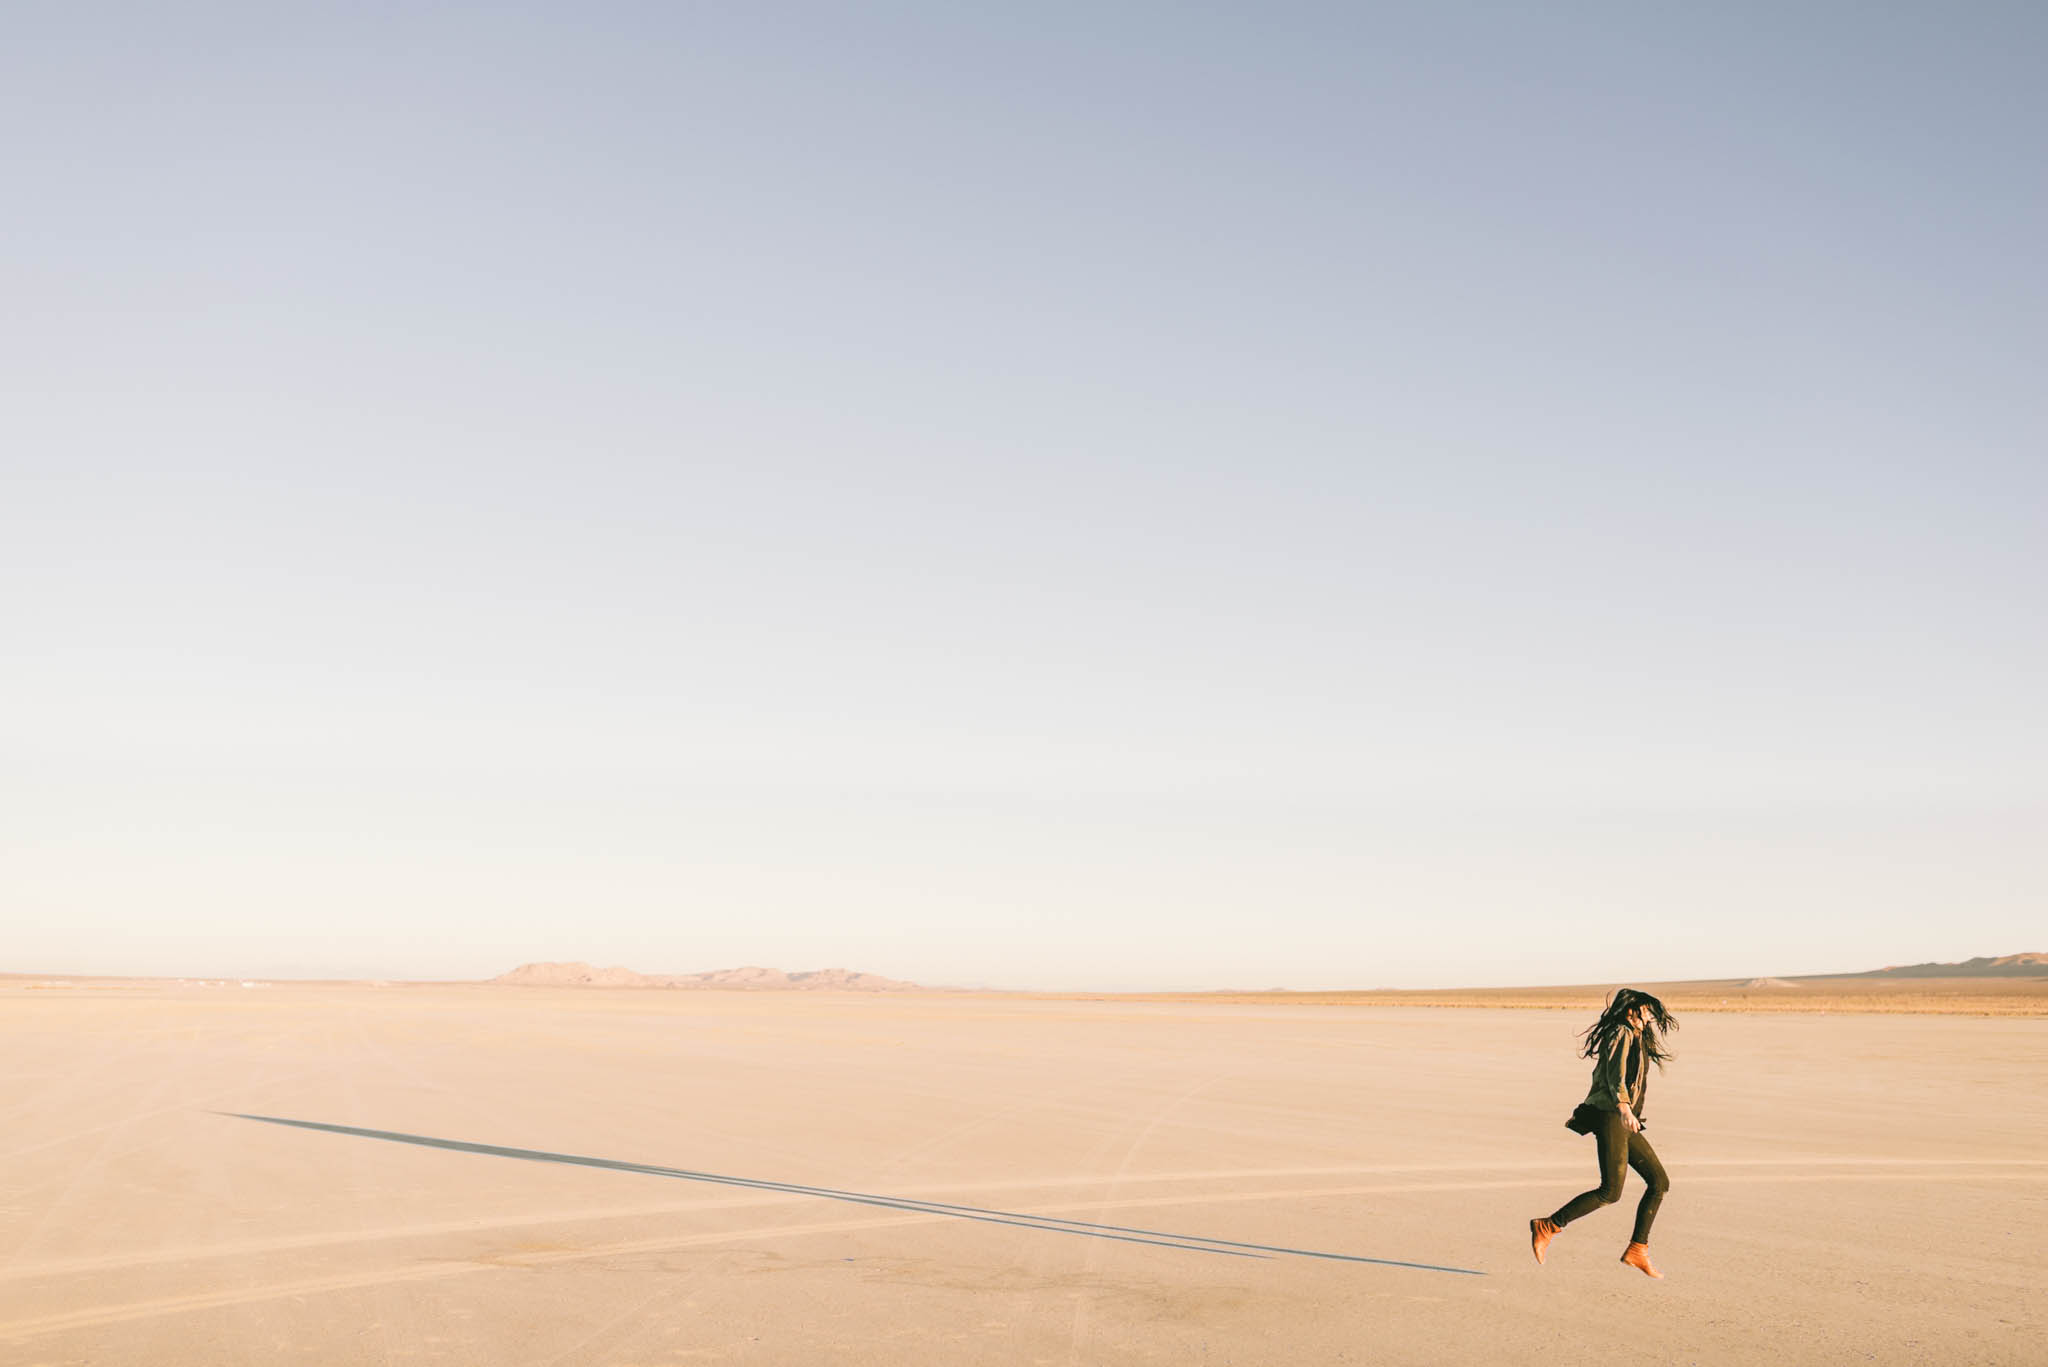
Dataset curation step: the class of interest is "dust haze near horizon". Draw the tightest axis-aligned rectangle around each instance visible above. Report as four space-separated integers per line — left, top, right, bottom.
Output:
6 4 2044 990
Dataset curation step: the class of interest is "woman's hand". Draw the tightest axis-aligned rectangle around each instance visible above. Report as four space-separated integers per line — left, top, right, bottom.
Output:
1619 1104 1641 1134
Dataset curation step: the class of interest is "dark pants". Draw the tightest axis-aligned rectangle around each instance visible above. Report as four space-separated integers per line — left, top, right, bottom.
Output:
1550 1108 1669 1244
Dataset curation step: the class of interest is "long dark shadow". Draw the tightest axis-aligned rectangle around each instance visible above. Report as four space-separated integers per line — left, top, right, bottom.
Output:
220 1112 1485 1276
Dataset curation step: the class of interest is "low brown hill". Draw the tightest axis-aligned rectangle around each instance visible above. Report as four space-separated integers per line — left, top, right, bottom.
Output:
789 968 912 991
491 962 656 987
666 966 918 990
490 962 918 991
679 966 792 988
1849 952 2048 979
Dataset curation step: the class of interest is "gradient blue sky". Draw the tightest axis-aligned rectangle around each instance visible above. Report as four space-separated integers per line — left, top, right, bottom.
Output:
7 3 2043 988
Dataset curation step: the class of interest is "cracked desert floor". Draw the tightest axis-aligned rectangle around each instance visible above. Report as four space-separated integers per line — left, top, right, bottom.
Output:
3 984 2042 1365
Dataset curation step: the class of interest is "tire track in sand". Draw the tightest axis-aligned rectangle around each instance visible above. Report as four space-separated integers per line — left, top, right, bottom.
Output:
7 1160 2043 1342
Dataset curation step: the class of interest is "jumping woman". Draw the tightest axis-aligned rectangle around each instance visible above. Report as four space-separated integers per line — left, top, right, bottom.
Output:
1529 988 1677 1278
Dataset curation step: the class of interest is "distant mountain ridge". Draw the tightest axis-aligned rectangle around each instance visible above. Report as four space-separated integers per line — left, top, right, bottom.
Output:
490 961 919 991
1847 952 2048 979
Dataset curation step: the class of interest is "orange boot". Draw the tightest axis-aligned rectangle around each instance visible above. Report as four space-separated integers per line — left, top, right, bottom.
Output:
1529 1218 1560 1264
1620 1242 1663 1278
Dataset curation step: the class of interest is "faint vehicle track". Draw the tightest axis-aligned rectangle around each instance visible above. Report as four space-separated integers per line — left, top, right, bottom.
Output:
5 1154 2041 1342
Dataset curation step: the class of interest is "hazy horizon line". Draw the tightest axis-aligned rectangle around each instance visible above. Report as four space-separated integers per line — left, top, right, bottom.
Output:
10 949 2041 995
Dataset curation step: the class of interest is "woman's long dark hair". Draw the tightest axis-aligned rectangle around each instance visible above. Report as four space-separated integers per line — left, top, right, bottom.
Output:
1578 988 1678 1068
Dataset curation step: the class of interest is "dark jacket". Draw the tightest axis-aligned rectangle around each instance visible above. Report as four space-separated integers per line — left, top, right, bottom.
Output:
1566 1026 1649 1134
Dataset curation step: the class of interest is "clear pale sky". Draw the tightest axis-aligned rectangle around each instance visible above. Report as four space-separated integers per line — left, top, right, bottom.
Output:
6 4 2043 989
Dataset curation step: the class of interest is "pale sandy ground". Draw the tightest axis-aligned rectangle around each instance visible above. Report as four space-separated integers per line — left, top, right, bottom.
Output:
2 985 2042 1365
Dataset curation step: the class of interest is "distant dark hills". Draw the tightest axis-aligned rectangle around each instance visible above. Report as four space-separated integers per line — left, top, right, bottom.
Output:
479 956 2048 994
1846 953 2048 979
490 961 920 990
